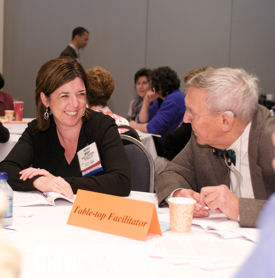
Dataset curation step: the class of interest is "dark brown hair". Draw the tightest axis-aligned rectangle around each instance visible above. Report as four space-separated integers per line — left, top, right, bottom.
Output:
0 73 4 89
151 66 180 98
134 68 152 84
72 26 89 40
35 57 88 131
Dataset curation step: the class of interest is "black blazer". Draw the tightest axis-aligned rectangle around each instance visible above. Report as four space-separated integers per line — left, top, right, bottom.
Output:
59 45 78 59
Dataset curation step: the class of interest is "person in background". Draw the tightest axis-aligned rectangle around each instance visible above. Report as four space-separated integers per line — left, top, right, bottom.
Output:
235 131 275 277
0 122 9 143
127 68 152 121
59 27 89 62
162 122 191 160
162 66 213 160
155 67 275 227
86 66 129 126
130 66 186 156
183 66 213 85
0 57 131 198
0 73 14 116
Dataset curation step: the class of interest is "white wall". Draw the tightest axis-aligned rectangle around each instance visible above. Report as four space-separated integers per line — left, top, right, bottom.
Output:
3 0 275 117
0 0 4 73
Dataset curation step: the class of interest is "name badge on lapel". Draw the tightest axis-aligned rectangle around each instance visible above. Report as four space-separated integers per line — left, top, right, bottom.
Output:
77 142 103 176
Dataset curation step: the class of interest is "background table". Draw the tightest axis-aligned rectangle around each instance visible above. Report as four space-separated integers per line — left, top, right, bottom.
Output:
0 134 21 161
4 191 257 278
0 122 169 175
0 119 32 161
137 130 168 174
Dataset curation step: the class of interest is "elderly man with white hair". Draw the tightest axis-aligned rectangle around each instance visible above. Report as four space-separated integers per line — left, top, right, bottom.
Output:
155 67 275 227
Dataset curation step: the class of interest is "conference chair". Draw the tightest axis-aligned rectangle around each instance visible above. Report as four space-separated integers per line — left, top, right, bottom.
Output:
120 134 155 193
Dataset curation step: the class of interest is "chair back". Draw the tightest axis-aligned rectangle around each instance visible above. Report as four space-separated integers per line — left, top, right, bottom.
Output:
120 134 155 192
117 125 140 142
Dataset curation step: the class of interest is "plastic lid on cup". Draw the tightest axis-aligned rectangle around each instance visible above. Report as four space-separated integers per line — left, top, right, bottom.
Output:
168 197 196 205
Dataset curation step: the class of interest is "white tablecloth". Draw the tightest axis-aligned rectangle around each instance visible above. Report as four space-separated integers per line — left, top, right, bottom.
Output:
0 134 21 161
0 118 33 161
0 119 32 162
4 191 257 278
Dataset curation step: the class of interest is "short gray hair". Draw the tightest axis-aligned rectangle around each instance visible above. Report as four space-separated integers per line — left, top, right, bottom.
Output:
186 67 259 122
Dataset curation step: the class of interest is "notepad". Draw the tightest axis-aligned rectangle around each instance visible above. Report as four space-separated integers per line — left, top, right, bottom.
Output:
14 191 75 207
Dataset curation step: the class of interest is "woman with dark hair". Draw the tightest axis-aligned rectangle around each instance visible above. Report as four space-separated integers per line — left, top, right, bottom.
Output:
0 122 9 143
0 73 12 143
0 57 131 197
127 68 152 121
0 73 14 116
130 66 186 155
162 66 213 160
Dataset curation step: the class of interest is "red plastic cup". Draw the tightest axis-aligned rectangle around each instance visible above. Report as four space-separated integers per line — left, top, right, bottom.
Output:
13 101 24 121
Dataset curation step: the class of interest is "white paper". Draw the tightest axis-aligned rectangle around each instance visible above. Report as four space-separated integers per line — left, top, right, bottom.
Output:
14 191 74 207
157 209 259 242
148 237 251 270
192 213 259 242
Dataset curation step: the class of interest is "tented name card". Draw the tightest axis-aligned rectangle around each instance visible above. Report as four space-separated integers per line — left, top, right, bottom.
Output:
67 190 162 241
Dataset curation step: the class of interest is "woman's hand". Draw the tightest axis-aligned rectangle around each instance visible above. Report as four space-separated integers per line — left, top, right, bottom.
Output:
19 167 54 181
144 89 159 104
129 120 138 129
19 167 74 199
33 176 74 199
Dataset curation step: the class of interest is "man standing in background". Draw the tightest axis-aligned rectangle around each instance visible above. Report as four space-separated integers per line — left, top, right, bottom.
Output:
60 26 89 62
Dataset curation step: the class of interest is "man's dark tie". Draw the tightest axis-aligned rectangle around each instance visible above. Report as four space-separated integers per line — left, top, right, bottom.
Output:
213 148 236 166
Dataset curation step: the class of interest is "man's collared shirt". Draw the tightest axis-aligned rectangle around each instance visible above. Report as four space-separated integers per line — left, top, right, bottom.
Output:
228 122 254 199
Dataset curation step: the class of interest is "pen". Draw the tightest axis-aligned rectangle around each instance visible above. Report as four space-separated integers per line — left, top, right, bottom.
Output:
4 227 16 231
42 192 48 198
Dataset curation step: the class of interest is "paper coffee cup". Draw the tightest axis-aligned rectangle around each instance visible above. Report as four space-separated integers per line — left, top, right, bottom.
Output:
13 101 24 121
4 110 14 121
168 197 196 232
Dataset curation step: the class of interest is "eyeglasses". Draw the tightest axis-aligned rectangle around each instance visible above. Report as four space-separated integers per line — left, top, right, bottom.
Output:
184 110 212 122
184 109 235 122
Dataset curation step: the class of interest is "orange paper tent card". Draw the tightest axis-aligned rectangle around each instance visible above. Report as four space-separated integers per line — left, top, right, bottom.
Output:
67 190 162 241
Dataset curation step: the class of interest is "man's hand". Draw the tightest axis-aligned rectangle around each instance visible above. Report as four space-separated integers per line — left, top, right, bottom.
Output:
200 185 239 221
173 188 209 218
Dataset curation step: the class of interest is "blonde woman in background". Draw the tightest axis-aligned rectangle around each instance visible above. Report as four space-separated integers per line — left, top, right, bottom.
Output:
86 66 129 126
183 66 213 85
